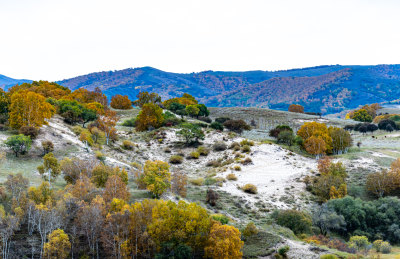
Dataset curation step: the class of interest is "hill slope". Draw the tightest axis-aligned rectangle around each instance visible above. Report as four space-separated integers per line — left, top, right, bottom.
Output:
0 74 31 90
58 65 400 114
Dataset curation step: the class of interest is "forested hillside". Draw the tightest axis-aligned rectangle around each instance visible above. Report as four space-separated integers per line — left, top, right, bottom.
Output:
3 64 400 114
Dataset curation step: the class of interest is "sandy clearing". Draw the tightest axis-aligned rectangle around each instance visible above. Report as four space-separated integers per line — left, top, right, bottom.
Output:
218 143 316 209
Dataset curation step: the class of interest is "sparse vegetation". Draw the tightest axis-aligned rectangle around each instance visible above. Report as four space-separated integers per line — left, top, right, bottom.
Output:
242 184 258 194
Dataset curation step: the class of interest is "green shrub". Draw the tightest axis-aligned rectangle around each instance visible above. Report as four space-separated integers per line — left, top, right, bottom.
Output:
122 140 135 150
210 122 224 131
243 222 259 237
241 145 251 153
213 142 227 151
215 117 231 124
169 155 183 164
95 151 106 162
190 177 204 186
204 177 217 186
348 235 370 252
71 125 84 135
277 245 289 257
380 241 391 254
320 255 338 259
240 139 254 146
19 126 39 139
188 151 200 159
122 118 136 127
229 142 241 150
234 165 241 171
197 146 209 156
272 209 312 235
206 160 221 167
211 214 229 224
242 184 257 194
226 173 237 181
241 157 253 165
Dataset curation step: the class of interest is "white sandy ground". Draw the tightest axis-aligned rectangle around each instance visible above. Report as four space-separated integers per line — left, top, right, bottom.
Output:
218 143 317 209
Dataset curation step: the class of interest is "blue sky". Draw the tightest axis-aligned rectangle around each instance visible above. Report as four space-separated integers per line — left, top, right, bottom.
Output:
1 0 400 81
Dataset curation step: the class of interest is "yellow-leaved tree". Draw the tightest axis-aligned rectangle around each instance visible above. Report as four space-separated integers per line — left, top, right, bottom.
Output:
139 160 171 198
43 229 71 259
204 222 244 259
9 90 55 129
148 200 211 255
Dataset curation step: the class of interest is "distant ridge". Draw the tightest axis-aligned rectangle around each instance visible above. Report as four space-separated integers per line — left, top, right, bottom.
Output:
0 74 31 90
58 64 400 114
3 64 400 114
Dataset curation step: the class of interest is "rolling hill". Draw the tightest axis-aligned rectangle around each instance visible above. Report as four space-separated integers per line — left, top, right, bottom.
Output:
0 74 31 90
3 64 400 114
56 65 400 114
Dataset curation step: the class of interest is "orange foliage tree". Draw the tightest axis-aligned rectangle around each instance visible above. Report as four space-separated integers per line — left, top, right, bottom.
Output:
135 103 164 132
110 95 132 110
304 136 327 158
9 90 55 129
297 121 332 154
97 110 119 145
204 222 244 259
288 104 304 113
133 92 162 108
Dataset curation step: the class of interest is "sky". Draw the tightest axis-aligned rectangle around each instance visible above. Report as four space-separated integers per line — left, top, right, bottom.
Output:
1 0 400 81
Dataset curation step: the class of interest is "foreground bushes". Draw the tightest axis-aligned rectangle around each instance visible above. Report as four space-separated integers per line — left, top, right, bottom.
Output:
272 209 312 235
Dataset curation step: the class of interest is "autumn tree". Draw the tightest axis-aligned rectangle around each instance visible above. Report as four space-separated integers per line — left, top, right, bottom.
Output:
171 171 187 197
32 203 64 258
103 175 130 203
110 94 132 110
101 202 131 258
43 229 71 259
304 136 327 158
77 195 106 258
9 81 71 99
128 199 158 258
288 104 304 113
65 176 97 202
66 87 107 107
37 152 61 187
352 109 373 122
0 89 10 123
60 157 97 184
223 120 251 134
4 173 29 207
135 103 164 132
27 181 54 205
311 158 348 201
204 222 244 259
97 109 119 145
0 206 20 259
297 121 332 153
366 158 400 197
185 105 200 117
4 134 32 157
133 92 162 107
329 127 352 154
41 140 54 155
9 90 55 129
148 200 211 256
139 160 171 198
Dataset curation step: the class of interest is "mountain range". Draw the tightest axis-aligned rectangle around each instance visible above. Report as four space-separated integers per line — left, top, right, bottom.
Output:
2 65 400 114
